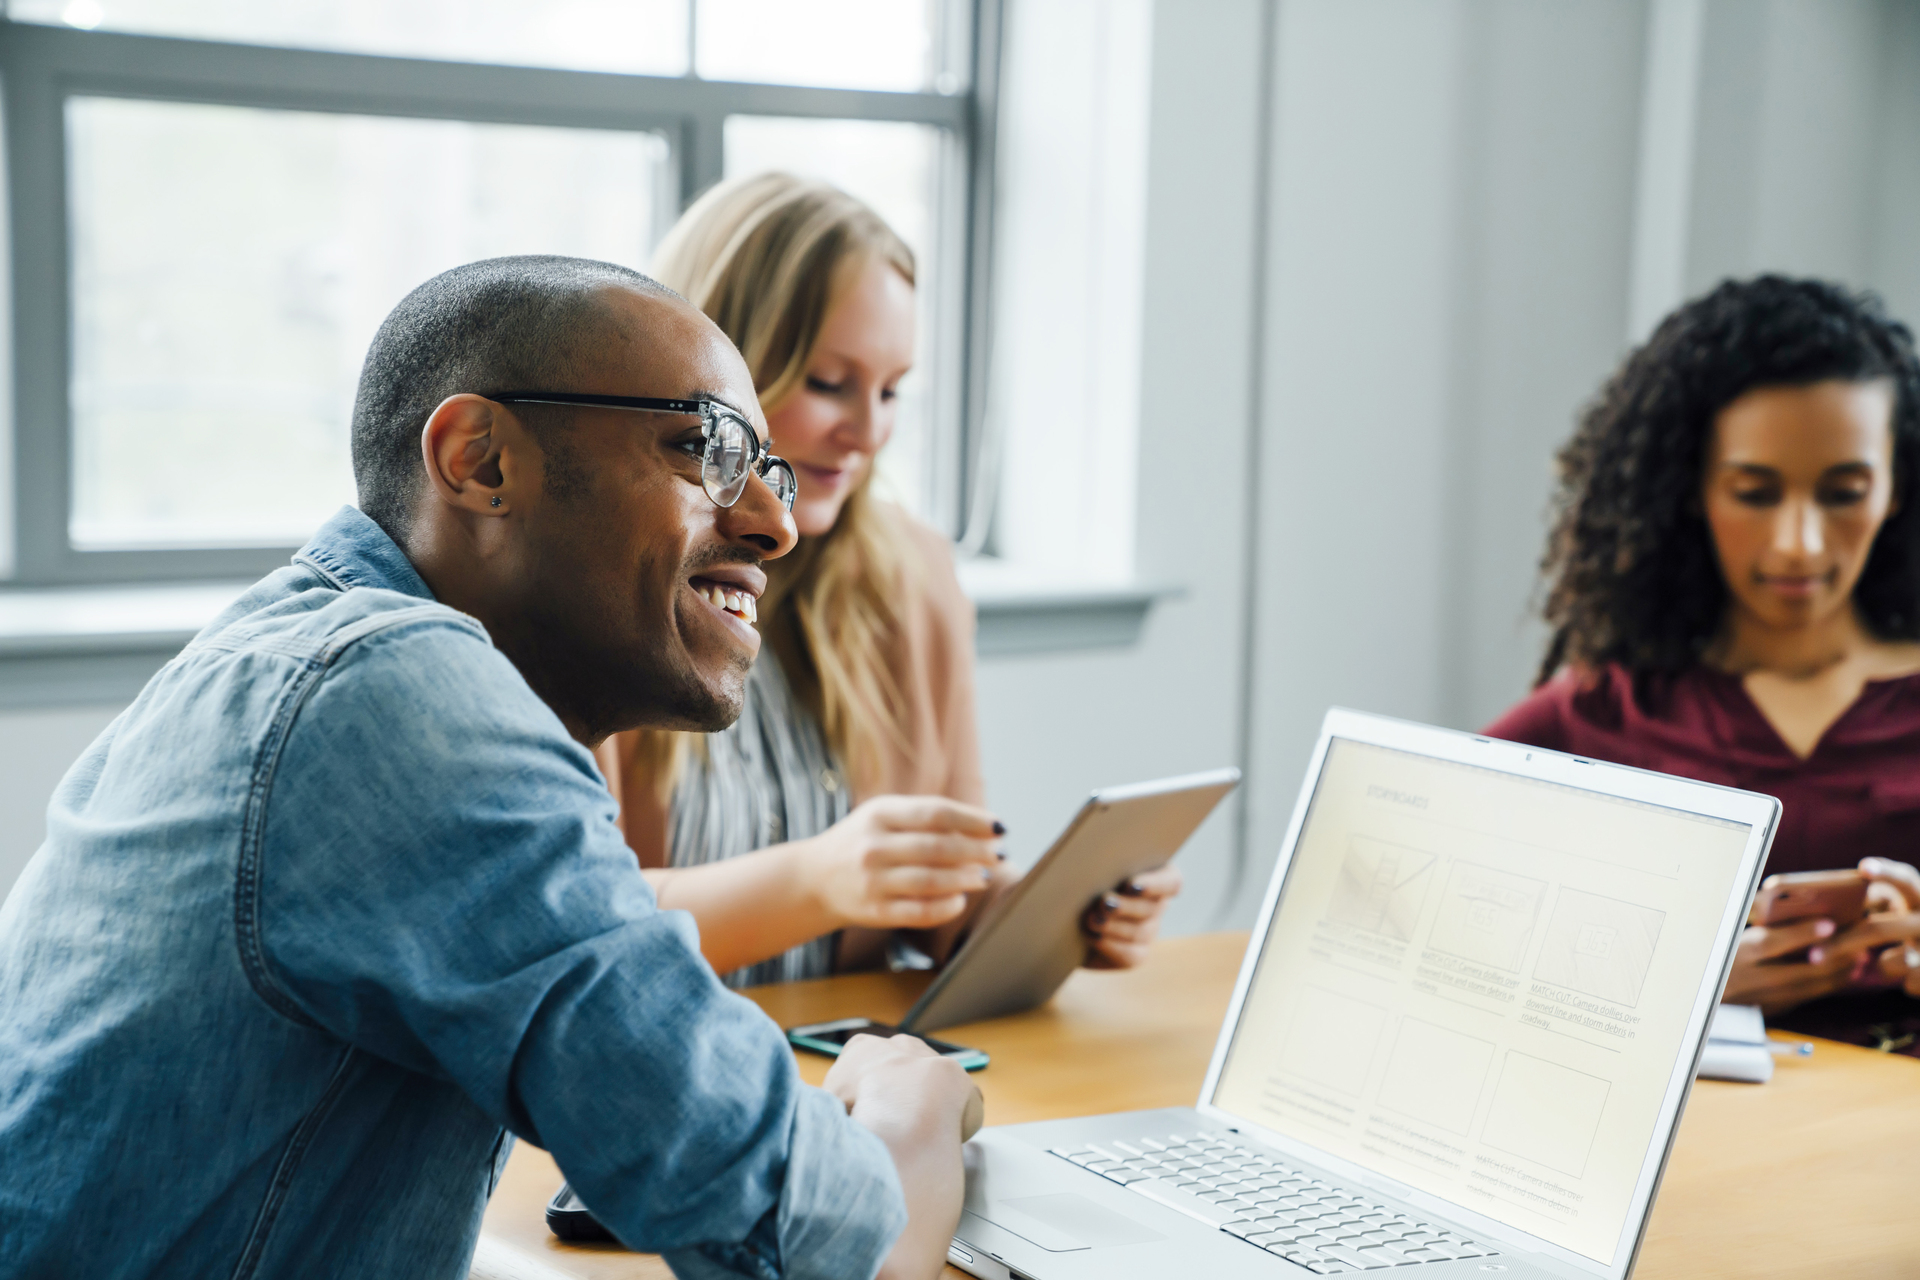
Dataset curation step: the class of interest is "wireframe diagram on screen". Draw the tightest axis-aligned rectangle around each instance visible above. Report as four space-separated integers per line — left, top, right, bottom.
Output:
1213 739 1750 1266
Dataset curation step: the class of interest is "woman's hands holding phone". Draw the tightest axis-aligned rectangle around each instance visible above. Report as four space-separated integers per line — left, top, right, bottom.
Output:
1723 916 1863 1012
1724 857 1920 1012
798 795 1010 931
1861 857 1920 997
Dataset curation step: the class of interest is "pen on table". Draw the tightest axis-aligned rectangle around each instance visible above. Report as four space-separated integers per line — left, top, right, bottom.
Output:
1767 1039 1814 1057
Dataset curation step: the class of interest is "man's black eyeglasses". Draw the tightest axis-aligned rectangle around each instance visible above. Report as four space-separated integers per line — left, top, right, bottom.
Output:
490 392 798 513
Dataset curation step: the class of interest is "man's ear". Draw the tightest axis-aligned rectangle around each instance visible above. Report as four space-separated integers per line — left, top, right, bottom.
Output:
420 394 515 515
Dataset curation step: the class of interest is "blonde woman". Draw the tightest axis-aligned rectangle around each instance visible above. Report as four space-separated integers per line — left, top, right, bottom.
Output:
599 173 1181 985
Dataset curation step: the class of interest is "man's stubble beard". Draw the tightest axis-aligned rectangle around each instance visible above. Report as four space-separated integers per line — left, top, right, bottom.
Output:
496 538 754 742
627 539 774 733
616 600 751 734
523 589 750 742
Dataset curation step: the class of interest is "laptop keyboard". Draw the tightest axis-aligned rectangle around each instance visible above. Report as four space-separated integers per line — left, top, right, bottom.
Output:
1049 1131 1495 1273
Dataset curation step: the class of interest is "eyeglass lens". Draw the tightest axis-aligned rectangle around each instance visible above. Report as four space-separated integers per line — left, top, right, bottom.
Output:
701 411 798 513
701 412 755 506
764 459 798 510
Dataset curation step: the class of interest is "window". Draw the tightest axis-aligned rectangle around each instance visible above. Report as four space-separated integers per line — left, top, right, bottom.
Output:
0 1 992 584
11 0 694 75
68 100 670 549
982 0 1150 582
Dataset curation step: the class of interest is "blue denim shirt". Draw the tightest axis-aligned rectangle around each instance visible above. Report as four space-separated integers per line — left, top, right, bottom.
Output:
0 507 905 1280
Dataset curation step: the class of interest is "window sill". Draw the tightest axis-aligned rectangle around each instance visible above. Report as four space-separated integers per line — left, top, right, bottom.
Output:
958 560 1178 657
0 581 252 709
0 567 1177 708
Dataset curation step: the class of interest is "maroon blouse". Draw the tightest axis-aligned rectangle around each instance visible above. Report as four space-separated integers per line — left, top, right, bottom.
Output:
1483 664 1920 878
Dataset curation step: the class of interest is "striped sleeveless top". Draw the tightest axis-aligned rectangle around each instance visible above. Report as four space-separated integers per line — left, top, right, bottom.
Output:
668 651 851 988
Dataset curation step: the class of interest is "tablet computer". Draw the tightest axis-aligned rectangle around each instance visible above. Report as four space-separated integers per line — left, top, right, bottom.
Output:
899 767 1240 1033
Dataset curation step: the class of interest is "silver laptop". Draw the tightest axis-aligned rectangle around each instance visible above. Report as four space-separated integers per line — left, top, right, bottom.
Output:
949 708 1778 1280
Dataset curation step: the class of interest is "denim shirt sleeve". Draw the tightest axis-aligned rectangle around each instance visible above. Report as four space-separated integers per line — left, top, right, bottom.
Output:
250 615 906 1279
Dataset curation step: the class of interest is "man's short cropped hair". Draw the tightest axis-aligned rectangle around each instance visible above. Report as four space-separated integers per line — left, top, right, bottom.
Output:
350 255 675 536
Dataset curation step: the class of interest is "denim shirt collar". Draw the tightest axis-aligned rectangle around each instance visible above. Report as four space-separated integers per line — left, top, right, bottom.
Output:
295 506 435 601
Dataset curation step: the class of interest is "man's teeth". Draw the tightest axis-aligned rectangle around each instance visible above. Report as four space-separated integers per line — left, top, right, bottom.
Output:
701 583 757 623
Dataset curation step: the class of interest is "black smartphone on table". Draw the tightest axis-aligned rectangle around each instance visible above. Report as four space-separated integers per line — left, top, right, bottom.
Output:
546 1181 617 1243
786 1016 990 1071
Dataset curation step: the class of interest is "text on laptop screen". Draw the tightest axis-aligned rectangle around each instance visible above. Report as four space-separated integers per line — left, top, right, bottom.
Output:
1212 738 1751 1266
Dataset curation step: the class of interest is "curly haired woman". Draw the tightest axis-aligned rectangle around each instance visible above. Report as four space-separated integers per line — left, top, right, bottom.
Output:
1486 276 1920 1048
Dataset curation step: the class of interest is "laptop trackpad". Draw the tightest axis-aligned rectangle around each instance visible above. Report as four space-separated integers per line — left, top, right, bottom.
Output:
978 1194 1168 1251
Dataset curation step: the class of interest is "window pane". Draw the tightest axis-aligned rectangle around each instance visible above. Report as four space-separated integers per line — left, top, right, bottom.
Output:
724 116 950 522
68 97 668 549
16 0 688 76
698 0 941 91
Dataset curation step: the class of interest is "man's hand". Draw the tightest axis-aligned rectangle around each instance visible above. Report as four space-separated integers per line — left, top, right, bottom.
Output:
799 796 1003 931
822 1033 980 1136
824 1033 977 1280
1082 864 1183 969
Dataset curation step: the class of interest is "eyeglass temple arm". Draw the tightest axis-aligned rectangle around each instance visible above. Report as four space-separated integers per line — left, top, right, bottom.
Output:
492 392 784 479
489 392 710 415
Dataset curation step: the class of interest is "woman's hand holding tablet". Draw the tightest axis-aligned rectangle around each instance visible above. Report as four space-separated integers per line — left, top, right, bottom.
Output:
1083 863 1185 968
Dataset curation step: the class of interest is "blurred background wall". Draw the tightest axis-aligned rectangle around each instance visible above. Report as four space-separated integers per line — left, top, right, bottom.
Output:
4 0 1919 935
978 0 1920 934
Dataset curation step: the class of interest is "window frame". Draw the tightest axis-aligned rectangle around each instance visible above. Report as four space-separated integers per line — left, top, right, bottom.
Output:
0 9 998 585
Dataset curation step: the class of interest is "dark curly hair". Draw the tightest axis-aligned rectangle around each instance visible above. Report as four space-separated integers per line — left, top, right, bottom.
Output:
1536 274 1920 686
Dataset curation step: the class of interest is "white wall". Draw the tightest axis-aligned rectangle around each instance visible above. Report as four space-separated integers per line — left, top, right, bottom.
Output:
1872 1 1920 328
1440 1 1650 723
988 0 1152 581
1212 0 1920 923
1688 0 1920 324
974 0 1268 933
1871 1 1920 328
1241 0 1472 888
1236 0 1649 912
1689 0 1884 295
978 0 1649 929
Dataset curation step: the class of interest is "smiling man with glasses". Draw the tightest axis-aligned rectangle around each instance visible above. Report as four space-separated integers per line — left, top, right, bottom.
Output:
0 255 973 1279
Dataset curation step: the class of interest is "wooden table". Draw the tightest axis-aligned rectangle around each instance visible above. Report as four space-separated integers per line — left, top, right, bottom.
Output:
477 932 1920 1279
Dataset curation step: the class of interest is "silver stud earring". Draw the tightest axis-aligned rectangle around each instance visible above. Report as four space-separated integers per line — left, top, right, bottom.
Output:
490 496 502 508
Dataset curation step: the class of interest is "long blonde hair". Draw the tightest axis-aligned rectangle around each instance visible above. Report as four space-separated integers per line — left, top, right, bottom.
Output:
633 173 917 798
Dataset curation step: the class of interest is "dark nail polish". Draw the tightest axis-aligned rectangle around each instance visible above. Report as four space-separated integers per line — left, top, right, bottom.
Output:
992 820 1006 836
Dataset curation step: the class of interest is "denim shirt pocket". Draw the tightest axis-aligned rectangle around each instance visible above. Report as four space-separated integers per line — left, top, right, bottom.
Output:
229 1047 360 1280
487 1129 516 1196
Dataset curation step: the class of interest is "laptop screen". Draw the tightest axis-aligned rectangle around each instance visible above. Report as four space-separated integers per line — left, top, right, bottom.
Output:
1211 737 1753 1267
